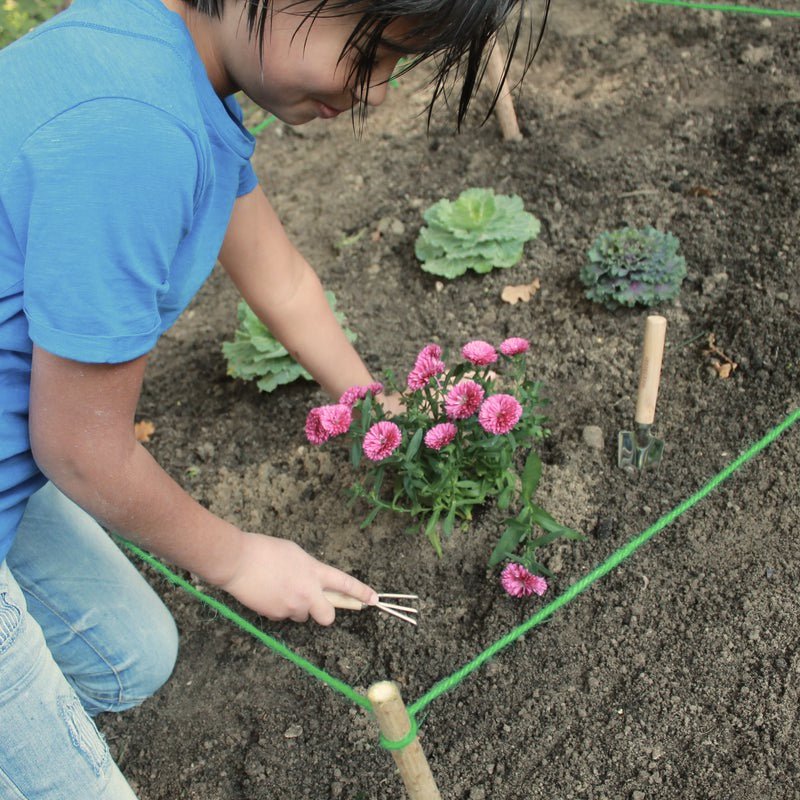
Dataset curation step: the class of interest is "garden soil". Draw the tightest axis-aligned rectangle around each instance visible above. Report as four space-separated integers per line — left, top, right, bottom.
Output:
100 1 800 798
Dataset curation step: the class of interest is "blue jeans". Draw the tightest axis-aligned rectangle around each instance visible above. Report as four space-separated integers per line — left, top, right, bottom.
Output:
0 483 179 799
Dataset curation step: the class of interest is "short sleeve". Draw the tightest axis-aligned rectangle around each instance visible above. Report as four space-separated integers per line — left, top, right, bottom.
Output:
5 99 201 363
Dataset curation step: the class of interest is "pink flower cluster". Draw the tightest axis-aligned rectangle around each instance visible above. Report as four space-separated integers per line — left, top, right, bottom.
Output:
499 337 530 356
478 394 522 435
500 563 548 598
462 340 498 366
305 403 353 445
445 380 484 419
363 421 402 461
407 343 446 391
424 422 457 450
338 382 383 407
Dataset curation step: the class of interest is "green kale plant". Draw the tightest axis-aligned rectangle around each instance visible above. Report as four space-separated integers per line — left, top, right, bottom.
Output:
580 226 687 309
222 292 356 393
415 188 541 279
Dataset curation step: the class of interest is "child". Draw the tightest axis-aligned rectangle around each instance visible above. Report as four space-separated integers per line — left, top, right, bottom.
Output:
0 0 546 796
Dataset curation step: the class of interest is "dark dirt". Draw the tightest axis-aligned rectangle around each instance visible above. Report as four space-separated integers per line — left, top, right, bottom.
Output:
101 1 800 797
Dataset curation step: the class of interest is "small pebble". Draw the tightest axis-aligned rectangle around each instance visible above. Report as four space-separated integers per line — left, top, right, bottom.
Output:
582 425 605 451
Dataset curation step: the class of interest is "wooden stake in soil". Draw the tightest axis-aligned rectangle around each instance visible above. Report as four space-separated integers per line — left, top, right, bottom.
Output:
368 681 442 800
486 40 523 142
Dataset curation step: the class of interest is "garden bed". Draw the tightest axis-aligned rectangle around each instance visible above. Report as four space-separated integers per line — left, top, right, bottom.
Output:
101 1 799 797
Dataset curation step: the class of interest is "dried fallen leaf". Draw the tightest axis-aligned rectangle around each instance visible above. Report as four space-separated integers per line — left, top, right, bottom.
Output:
704 333 738 379
134 420 156 442
712 360 734 379
501 277 541 305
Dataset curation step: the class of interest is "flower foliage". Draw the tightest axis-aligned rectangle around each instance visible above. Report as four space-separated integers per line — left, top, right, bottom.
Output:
222 292 356 393
415 188 541 279
580 226 687 309
305 339 582 563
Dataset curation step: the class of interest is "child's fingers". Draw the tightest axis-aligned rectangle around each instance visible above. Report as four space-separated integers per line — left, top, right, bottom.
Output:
320 566 378 607
309 593 336 626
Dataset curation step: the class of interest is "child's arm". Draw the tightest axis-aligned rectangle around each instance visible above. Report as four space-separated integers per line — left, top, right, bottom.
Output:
220 186 401 409
28 346 377 623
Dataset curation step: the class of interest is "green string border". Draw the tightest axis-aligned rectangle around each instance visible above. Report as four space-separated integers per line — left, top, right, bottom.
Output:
119 406 799 749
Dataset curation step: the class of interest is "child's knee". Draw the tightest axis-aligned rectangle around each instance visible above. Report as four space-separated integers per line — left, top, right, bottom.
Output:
76 603 179 715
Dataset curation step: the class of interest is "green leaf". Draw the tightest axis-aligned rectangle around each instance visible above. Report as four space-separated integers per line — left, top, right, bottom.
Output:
530 506 584 540
405 428 424 463
520 451 542 504
488 518 529 567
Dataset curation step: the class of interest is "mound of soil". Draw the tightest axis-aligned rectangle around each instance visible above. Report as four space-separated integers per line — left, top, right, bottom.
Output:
101 2 800 798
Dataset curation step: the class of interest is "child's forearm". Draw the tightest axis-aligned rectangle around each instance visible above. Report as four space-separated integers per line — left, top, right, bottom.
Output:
250 257 376 401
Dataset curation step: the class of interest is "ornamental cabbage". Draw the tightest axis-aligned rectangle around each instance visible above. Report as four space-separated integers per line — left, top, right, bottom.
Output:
580 226 687 309
222 292 356 393
415 188 540 279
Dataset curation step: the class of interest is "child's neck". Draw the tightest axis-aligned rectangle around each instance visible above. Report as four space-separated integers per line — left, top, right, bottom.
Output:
160 0 234 97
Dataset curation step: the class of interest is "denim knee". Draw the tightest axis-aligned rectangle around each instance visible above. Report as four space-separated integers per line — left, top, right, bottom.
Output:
75 600 179 716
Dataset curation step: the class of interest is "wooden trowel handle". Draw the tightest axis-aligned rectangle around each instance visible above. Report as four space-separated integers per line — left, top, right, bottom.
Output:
635 315 667 425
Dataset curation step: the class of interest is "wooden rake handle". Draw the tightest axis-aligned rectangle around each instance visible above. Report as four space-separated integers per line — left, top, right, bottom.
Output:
634 315 667 426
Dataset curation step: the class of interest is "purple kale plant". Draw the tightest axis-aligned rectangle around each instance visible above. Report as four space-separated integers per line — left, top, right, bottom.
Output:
580 226 687 309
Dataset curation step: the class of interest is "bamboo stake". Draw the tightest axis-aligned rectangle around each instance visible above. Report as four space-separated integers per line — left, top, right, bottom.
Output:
486 40 523 142
368 681 442 800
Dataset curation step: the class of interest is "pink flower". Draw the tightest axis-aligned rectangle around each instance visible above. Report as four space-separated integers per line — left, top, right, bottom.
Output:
445 380 485 420
461 340 498 366
339 382 384 407
500 563 548 598
478 394 522 435
407 354 446 391
416 343 442 362
305 408 329 445
424 422 457 450
363 421 402 461
318 404 353 437
499 337 530 356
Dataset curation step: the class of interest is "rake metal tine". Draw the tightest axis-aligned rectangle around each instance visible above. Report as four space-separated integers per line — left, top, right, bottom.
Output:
377 593 419 600
376 601 418 614
376 602 418 625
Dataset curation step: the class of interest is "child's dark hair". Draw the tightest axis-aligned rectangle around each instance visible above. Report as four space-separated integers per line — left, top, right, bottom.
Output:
185 0 550 127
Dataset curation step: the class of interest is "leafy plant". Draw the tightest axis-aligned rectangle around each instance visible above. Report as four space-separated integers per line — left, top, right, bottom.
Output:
304 337 581 568
222 293 356 393
415 188 541 279
580 226 687 309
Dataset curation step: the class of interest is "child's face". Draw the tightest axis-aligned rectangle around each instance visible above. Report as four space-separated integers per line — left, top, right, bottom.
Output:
214 1 412 124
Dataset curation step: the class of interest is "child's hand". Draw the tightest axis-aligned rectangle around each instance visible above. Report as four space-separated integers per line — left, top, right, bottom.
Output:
377 391 405 417
219 532 378 625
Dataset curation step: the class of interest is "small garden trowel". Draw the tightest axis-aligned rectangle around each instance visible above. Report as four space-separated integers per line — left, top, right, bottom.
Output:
618 315 667 472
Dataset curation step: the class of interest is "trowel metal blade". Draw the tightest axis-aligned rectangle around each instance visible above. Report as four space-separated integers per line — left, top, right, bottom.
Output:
617 425 664 471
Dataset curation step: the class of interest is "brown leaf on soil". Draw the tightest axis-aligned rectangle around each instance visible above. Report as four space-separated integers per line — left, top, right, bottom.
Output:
134 420 156 442
704 333 738 379
687 185 717 198
501 277 541 305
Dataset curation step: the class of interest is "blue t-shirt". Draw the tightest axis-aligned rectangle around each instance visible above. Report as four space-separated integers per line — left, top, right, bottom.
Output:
0 0 258 561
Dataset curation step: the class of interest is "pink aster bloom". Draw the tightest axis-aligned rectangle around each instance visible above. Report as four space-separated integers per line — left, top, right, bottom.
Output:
499 337 530 356
338 382 384 407
461 340 498 366
362 421 402 461
424 422 457 450
318 404 353 437
445 380 485 420
478 394 523 435
407 354 446 391
305 408 329 445
416 343 442 362
501 563 548 598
